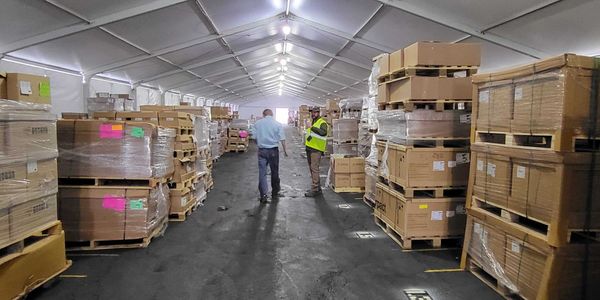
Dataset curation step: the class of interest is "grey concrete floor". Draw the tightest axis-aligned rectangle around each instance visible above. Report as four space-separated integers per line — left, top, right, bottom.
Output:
31 127 500 300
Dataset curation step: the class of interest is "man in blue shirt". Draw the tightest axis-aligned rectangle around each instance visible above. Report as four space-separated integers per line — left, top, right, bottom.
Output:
253 109 288 203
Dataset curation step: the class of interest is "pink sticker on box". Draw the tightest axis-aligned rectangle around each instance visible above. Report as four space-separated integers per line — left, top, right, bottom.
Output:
99 123 123 139
102 195 126 212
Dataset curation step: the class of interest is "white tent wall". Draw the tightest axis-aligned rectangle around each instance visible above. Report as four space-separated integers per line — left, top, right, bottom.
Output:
237 95 319 119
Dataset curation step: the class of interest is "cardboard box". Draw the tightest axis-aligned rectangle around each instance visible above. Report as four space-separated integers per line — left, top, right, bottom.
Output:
475 82 513 132
403 42 481 67
87 97 124 112
332 173 351 188
169 188 194 214
375 182 398 225
349 157 365 173
140 105 176 112
0 228 70 300
395 195 467 238
326 99 340 111
387 76 472 102
389 49 403 73
0 158 58 205
350 173 365 187
333 157 350 173
9 194 57 240
0 207 9 247
6 73 51 104
373 53 390 76
333 143 358 156
0 73 7 99
61 112 88 120
332 119 359 141
0 117 58 160
91 111 116 120
377 83 388 104
115 111 158 125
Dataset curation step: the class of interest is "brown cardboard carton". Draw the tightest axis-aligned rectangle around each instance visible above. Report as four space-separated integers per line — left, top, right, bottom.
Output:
350 173 365 187
6 73 51 104
504 235 545 300
403 42 481 67
140 105 176 112
169 188 193 214
375 183 397 225
395 195 466 238
466 217 507 279
388 76 472 102
377 83 388 104
0 73 7 99
349 157 365 173
472 150 511 208
373 53 390 76
115 111 158 125
332 174 351 187
9 194 57 240
61 112 88 120
0 116 58 160
332 119 358 141
475 81 513 132
124 189 153 240
0 158 58 205
389 49 403 73
326 99 340 111
333 157 350 173
58 187 126 241
0 207 9 247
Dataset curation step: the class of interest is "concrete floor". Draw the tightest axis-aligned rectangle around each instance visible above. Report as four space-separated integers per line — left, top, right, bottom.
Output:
32 127 500 300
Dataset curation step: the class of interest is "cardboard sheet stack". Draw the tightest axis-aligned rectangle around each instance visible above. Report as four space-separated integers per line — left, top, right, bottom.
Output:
87 92 135 113
297 105 311 134
218 120 229 156
460 54 600 299
373 41 480 249
0 98 70 297
58 112 174 244
363 62 381 207
226 119 250 153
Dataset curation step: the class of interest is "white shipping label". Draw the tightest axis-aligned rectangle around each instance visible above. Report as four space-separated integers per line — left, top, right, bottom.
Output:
446 211 456 218
479 90 490 103
477 160 484 171
181 196 188 207
456 204 466 214
514 87 523 101
516 165 526 179
456 153 470 164
27 161 38 173
474 223 482 234
431 211 443 221
433 161 445 171
487 163 496 177
511 241 521 253
19 80 32 95
448 161 457 168
459 114 472 124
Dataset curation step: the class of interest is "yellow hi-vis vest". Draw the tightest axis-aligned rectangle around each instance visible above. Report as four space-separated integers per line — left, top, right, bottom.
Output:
305 117 328 152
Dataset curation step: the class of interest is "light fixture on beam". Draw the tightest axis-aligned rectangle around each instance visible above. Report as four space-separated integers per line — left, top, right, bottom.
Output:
279 75 285 80
282 24 291 36
278 89 282 96
279 59 287 66
274 43 283 53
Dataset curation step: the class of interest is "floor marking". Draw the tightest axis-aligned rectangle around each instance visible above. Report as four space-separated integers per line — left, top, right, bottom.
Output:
401 247 459 253
59 275 88 278
424 268 463 273
356 231 375 239
68 253 120 257
404 289 433 300
353 197 362 200
338 204 351 209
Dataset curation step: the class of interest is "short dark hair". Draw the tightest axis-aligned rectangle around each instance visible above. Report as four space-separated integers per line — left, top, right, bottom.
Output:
263 109 273 116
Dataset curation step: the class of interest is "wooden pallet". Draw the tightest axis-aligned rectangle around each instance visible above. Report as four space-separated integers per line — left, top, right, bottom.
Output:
377 137 470 148
66 217 168 251
330 185 365 193
470 196 600 245
226 148 248 153
169 198 199 222
0 221 63 265
466 257 524 300
378 176 467 198
332 139 359 144
176 133 194 142
363 195 376 209
58 176 167 188
475 130 598 152
174 149 197 160
379 99 472 112
197 147 211 160
168 175 196 190
374 215 462 250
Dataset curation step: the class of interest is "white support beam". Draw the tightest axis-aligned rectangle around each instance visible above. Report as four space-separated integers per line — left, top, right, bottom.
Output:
138 43 271 84
1 0 189 55
86 13 284 75
377 0 547 58
286 36 372 70
288 13 393 53
287 53 364 81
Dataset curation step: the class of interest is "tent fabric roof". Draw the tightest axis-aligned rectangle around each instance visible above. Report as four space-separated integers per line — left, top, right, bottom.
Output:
1 0 599 104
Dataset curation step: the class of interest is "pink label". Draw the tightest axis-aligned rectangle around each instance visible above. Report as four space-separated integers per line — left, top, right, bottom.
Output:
99 123 123 139
102 195 126 212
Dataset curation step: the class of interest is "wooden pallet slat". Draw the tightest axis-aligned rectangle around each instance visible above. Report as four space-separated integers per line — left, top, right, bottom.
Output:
374 215 462 250
329 185 365 193
58 176 167 188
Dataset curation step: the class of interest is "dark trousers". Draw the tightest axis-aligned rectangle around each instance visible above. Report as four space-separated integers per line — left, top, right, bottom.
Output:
258 147 280 197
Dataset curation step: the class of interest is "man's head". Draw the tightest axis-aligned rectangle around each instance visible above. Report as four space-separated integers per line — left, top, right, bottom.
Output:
262 109 273 117
310 106 320 119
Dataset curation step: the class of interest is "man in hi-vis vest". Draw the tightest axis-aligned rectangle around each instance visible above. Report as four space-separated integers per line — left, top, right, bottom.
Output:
304 106 328 197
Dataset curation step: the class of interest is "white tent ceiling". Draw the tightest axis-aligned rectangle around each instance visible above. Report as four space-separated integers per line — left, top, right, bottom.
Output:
1 0 599 105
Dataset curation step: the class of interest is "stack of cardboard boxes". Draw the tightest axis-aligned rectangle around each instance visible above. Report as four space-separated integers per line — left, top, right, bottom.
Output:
226 119 250 153
0 95 71 298
87 92 135 113
210 106 231 120
324 100 340 156
460 54 600 299
330 156 366 192
298 105 311 134
373 41 480 249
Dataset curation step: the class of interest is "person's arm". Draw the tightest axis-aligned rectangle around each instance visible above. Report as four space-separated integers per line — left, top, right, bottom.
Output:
311 122 328 136
279 124 288 157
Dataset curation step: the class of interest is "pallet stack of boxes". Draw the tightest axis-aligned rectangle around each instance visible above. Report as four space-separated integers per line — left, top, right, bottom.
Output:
0 72 71 297
324 100 340 157
87 92 135 113
227 119 250 153
58 108 174 248
373 41 480 249
137 106 201 222
329 98 366 193
460 54 600 299
209 121 220 161
298 105 311 133
363 59 384 207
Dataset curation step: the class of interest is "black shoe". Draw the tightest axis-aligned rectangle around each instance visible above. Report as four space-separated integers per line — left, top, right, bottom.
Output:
272 190 283 199
304 190 322 197
259 195 270 203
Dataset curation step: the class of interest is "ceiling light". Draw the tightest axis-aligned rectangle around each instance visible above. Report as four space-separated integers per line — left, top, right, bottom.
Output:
285 42 294 53
272 0 283 9
279 59 287 66
275 43 283 53
279 82 284 88
283 66 288 71
282 25 291 36
279 75 285 80
286 57 291 62
278 89 282 96
274 58 279 62
277 66 282 71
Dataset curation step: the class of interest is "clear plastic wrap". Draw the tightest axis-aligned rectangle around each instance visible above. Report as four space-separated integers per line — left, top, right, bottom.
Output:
332 119 359 142
339 98 363 119
333 143 358 156
173 107 211 149
87 97 125 112
0 194 58 247
230 119 250 130
369 57 382 97
365 135 378 167
376 109 471 144
465 215 600 300
58 184 169 241
361 96 378 131
364 165 377 201
473 54 600 151
58 120 175 179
